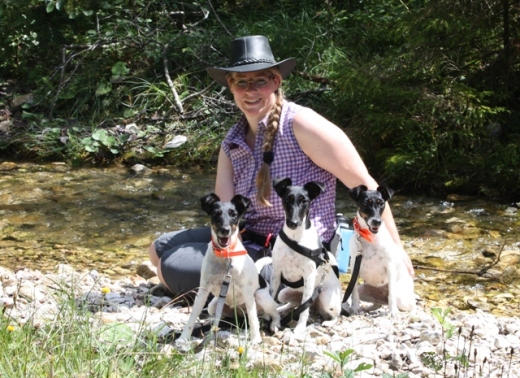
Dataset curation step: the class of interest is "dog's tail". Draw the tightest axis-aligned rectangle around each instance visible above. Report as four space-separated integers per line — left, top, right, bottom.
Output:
254 256 272 274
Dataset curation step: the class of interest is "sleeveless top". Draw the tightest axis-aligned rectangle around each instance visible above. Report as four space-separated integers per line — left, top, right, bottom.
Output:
221 101 337 242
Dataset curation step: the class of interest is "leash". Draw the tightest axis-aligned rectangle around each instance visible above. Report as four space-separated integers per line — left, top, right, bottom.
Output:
166 259 253 350
342 240 363 304
190 258 233 350
280 261 331 327
277 230 340 327
341 220 371 315
211 258 233 334
166 259 235 351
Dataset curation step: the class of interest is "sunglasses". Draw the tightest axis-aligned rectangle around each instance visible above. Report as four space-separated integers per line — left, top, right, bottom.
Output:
232 76 273 89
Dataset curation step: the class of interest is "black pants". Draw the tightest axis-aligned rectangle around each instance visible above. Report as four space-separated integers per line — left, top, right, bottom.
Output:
154 227 274 297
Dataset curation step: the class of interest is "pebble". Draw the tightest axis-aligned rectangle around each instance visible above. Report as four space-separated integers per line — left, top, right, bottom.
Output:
1 264 519 377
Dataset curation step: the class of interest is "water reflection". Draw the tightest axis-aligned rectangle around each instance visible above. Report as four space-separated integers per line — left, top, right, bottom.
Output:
1 162 519 316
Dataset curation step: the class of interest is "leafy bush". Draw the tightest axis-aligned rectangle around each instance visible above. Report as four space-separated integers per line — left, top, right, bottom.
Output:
1 0 519 197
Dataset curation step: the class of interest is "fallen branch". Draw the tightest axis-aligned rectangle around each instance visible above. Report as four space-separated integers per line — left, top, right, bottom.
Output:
163 48 184 114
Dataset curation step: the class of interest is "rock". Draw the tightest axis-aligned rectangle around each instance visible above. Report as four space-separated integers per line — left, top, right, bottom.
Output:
0 120 13 132
125 123 139 134
164 135 187 149
129 164 152 175
1 264 519 377
11 93 34 110
0 162 18 171
499 266 519 284
136 261 157 279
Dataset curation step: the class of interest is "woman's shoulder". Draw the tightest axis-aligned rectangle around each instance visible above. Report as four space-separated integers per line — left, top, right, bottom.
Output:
223 116 247 141
283 100 309 114
280 101 316 127
291 104 329 131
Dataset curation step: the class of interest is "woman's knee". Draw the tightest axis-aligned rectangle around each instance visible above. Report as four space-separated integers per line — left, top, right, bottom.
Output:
155 263 172 291
148 242 159 267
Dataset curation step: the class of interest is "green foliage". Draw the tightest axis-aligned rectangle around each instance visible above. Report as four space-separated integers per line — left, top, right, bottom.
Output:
431 307 456 339
81 129 130 155
420 352 444 372
323 349 373 377
1 0 519 197
425 307 485 375
322 0 519 197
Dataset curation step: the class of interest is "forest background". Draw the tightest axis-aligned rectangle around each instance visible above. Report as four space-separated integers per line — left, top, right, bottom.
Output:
0 0 519 198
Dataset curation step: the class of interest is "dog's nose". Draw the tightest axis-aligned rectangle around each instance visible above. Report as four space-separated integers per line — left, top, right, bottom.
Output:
371 219 381 227
287 220 299 229
219 226 231 235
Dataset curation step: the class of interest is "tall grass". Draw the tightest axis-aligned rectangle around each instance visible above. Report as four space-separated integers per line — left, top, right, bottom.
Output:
0 286 303 377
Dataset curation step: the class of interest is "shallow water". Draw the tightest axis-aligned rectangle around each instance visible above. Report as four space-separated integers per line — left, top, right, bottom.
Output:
1 161 519 316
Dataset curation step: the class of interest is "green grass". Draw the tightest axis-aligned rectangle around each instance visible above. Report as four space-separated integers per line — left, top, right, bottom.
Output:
3 287 514 378
0 286 327 377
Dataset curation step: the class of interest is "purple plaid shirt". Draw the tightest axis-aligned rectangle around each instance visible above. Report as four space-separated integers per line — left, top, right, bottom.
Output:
221 101 337 242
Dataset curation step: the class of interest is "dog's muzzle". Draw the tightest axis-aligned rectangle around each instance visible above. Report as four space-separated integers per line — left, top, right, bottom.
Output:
216 236 230 247
367 219 381 234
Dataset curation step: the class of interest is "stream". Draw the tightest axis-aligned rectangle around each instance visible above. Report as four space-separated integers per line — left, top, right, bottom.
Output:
1 161 519 316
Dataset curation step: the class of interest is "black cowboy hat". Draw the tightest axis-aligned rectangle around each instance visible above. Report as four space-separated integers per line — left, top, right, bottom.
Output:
207 35 297 87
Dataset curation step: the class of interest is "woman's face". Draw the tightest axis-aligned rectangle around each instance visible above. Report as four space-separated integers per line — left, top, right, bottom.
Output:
228 70 281 121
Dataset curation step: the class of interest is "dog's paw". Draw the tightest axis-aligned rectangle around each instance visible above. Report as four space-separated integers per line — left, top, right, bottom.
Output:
292 329 310 341
321 317 338 328
249 333 262 345
292 324 311 339
388 306 400 318
175 337 193 352
343 300 361 315
270 318 281 334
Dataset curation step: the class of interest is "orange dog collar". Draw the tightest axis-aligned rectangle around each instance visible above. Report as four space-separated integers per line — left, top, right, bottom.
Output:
353 217 374 242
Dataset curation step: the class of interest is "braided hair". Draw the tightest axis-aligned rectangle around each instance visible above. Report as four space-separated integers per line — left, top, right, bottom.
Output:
256 81 283 206
227 68 284 206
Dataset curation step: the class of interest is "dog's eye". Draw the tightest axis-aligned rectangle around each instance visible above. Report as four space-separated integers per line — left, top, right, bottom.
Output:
228 210 237 217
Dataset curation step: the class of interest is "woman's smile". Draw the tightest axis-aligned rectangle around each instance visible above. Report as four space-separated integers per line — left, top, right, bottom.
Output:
229 71 280 122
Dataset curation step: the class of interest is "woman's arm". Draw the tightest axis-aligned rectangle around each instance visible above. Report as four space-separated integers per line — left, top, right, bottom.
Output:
293 109 414 276
215 147 235 201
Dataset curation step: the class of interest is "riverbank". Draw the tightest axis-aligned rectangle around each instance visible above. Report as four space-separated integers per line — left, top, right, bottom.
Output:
1 263 518 377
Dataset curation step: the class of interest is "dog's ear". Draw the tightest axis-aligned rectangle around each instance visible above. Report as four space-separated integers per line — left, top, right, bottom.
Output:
349 185 368 201
272 177 292 197
304 181 325 201
377 186 394 201
200 193 220 215
231 194 251 217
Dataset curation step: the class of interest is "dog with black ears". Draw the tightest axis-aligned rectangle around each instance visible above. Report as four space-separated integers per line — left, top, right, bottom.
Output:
176 193 281 346
344 185 415 317
269 177 342 335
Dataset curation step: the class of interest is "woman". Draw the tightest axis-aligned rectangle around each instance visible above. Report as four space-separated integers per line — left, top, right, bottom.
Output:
148 35 413 297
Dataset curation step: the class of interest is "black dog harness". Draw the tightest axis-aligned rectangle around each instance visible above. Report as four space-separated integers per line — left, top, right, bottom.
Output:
278 230 339 327
278 230 339 288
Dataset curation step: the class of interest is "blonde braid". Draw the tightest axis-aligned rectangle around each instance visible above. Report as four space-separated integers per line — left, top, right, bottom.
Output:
256 87 283 206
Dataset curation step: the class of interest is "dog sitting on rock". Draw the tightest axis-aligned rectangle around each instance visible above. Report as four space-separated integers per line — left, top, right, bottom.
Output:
343 185 415 317
176 193 280 346
269 178 342 334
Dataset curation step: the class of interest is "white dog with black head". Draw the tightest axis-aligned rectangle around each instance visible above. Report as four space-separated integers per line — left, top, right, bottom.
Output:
345 185 415 317
270 178 342 335
176 193 281 347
